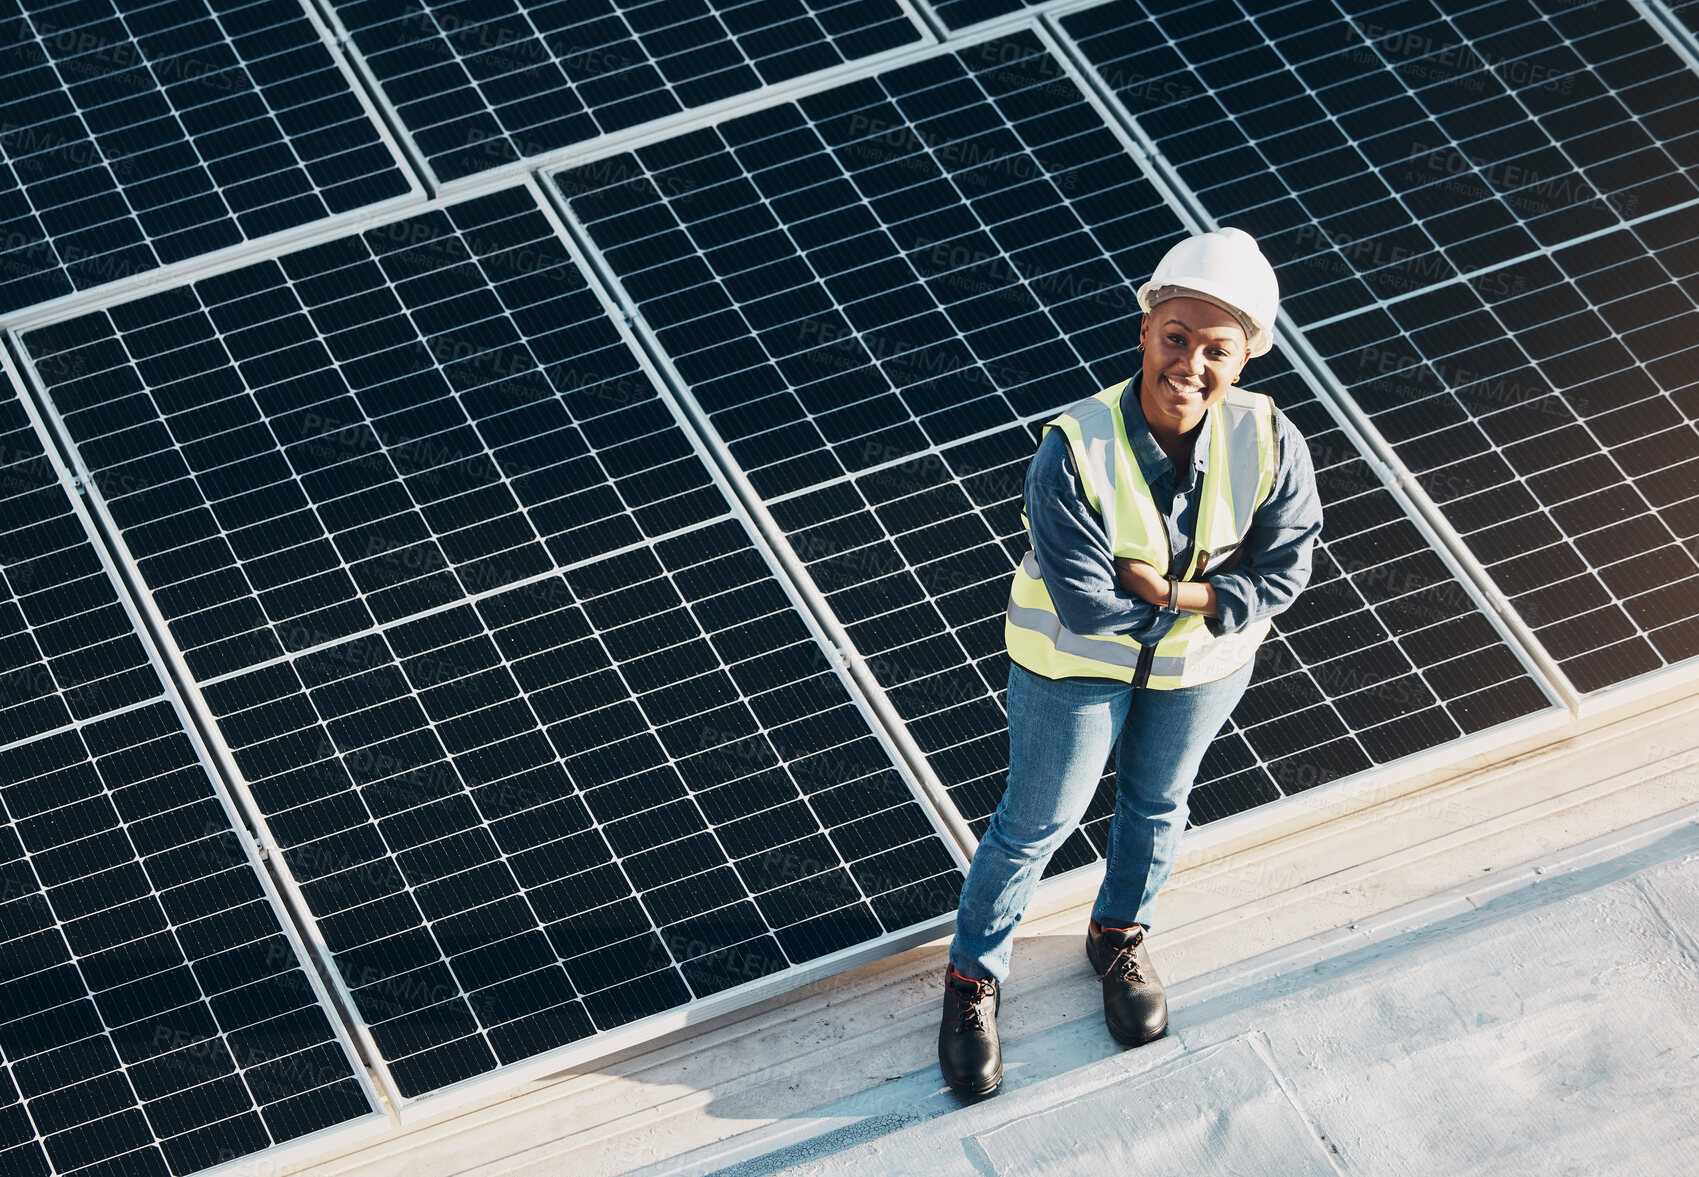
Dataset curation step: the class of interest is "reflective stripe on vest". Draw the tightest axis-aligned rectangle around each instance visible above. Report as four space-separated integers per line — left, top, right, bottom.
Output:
1004 383 1278 689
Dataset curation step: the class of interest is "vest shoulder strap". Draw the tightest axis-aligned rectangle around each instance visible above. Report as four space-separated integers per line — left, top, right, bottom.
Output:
1045 380 1132 520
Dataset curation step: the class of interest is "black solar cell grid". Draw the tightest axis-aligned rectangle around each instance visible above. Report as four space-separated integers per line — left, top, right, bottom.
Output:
0 0 412 316
331 0 926 183
200 519 961 1098
0 375 159 746
0 703 375 1177
556 31 1553 863
22 186 730 682
19 179 967 1102
1306 206 1699 693
558 30 1189 496
925 0 1042 31
1060 0 1699 324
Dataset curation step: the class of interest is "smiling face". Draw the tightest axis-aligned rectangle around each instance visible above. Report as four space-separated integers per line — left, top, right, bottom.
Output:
1137 296 1251 442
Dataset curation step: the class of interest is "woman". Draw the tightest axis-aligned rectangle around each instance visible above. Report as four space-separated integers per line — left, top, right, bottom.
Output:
939 228 1324 1096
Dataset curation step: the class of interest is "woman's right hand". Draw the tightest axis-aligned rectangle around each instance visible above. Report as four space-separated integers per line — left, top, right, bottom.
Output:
1114 558 1166 604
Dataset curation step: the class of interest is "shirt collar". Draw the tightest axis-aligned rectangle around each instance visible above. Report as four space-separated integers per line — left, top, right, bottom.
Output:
1121 377 1211 486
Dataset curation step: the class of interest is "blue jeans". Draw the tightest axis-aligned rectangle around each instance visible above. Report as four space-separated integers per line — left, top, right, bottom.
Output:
949 658 1255 982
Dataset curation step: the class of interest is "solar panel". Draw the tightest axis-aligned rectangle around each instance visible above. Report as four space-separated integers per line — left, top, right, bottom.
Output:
21 186 735 682
1059 0 1699 324
552 30 1555 865
0 0 416 316
17 186 965 1100
0 374 381 1176
199 535 962 1098
0 704 384 1177
1305 208 1699 694
1 370 158 745
327 0 929 184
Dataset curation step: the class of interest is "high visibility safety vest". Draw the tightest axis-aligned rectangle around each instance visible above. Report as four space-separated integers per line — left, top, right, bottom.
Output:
1006 380 1280 690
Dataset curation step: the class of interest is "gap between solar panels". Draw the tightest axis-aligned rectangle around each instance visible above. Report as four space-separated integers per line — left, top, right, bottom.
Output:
11 177 971 1117
0 350 389 1177
546 26 1564 898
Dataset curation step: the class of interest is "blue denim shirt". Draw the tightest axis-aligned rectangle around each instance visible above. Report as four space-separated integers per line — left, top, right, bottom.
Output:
1025 378 1323 645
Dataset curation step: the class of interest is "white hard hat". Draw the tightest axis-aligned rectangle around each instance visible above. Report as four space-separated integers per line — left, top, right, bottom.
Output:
1136 227 1279 358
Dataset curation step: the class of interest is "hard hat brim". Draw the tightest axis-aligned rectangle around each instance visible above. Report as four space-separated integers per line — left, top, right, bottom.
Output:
1136 279 1273 358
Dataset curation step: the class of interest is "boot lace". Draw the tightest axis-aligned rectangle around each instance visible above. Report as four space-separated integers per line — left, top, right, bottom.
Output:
954 977 995 1033
1103 929 1147 986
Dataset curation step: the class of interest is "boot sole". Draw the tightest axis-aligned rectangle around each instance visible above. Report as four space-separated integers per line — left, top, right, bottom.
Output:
945 1066 1002 1097
1105 1020 1166 1049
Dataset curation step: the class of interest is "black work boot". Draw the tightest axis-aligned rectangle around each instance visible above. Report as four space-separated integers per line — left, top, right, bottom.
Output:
1086 920 1168 1047
938 967 1002 1096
